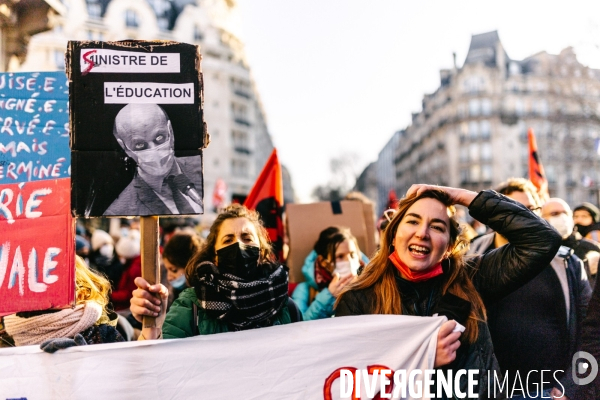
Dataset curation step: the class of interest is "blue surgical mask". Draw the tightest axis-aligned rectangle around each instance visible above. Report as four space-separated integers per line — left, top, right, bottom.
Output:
169 274 187 290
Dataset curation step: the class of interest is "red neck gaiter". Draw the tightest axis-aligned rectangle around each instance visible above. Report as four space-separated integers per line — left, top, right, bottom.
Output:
388 250 443 282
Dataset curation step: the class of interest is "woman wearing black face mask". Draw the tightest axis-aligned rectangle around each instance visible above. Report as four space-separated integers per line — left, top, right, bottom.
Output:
129 204 302 340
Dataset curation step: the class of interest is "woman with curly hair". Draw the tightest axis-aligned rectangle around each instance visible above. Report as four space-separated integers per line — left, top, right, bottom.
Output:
130 204 301 340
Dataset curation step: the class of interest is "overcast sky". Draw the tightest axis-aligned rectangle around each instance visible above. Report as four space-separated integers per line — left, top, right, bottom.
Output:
237 0 600 202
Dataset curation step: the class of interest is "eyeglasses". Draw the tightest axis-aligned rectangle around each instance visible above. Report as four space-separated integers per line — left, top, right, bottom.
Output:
528 206 542 213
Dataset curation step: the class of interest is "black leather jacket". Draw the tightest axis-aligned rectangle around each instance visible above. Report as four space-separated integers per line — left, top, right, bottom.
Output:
336 190 562 399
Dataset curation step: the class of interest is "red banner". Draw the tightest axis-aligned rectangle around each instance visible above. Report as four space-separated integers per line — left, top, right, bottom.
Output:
0 178 74 315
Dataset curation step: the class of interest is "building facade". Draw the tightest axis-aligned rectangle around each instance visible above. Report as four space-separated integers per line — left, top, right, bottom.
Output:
375 129 402 215
353 161 378 208
16 0 292 214
394 31 600 206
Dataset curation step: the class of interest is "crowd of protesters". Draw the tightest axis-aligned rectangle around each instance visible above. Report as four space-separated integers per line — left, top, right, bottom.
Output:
3 180 600 399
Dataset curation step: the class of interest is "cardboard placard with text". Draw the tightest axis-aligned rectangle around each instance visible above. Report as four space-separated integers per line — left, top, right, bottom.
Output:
0 71 74 315
67 41 206 217
286 201 377 283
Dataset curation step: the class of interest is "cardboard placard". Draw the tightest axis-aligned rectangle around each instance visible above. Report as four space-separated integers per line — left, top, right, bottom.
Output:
67 41 206 217
286 201 377 283
0 71 74 315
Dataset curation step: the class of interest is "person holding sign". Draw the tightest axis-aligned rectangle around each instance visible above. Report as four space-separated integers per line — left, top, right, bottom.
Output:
335 184 562 397
104 103 203 216
130 204 301 339
291 226 362 320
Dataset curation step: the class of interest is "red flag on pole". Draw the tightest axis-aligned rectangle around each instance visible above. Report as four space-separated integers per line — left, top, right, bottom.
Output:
528 128 549 199
244 149 285 261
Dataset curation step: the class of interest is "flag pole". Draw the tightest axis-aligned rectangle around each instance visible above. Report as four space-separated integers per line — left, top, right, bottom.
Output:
140 216 160 329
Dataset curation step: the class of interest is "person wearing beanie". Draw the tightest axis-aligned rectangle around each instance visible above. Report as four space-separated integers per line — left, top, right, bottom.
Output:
574 202 600 243
110 230 142 311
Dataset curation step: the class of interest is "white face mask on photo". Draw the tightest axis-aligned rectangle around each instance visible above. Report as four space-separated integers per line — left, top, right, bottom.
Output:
548 214 574 238
133 140 175 176
334 257 360 278
99 243 114 258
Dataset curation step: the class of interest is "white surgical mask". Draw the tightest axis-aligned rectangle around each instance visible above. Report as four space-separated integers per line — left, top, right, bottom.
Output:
169 274 187 290
548 214 574 238
334 257 360 278
99 243 114 258
133 140 174 176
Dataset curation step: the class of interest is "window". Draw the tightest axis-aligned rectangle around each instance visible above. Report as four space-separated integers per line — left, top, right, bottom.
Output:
54 50 65 69
480 120 491 139
125 10 139 28
481 142 492 161
469 99 480 116
470 164 481 182
481 99 492 116
87 2 101 18
459 122 468 139
464 76 484 93
515 99 524 116
459 147 468 162
232 130 250 154
469 143 479 162
469 121 479 139
481 164 492 182
460 169 469 183
231 159 248 177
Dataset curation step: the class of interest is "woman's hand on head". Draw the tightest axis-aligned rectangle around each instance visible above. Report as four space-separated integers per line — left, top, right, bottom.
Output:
130 277 169 328
406 184 477 207
328 273 354 298
434 320 462 368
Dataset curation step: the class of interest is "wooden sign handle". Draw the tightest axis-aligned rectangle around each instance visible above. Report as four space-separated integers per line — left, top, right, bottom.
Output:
140 216 160 329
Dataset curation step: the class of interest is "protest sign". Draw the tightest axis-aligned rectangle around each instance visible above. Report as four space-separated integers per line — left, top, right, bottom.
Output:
0 71 74 315
67 41 206 217
0 315 444 399
286 200 376 283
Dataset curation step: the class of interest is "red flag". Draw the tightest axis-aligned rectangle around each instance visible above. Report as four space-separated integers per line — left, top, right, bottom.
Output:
528 128 549 199
244 149 285 261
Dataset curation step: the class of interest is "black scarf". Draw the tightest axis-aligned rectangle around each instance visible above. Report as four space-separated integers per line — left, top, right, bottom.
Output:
194 261 289 329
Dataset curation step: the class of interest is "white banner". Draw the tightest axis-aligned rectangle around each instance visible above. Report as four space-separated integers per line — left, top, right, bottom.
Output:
80 49 180 74
103 82 194 104
0 315 446 400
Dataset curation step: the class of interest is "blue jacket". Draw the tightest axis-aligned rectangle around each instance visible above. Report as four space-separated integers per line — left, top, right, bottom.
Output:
291 250 369 321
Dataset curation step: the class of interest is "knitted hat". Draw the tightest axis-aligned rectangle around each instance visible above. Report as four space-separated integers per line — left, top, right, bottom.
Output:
91 230 113 252
574 202 600 223
115 229 141 259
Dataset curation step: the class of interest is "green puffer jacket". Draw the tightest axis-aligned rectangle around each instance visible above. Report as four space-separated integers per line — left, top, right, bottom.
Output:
163 288 293 338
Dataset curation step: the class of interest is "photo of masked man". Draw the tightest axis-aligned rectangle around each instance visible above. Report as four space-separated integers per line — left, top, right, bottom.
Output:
104 103 203 216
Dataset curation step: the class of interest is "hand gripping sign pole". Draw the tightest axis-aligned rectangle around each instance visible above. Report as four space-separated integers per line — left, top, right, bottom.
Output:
141 216 160 329
68 41 206 333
